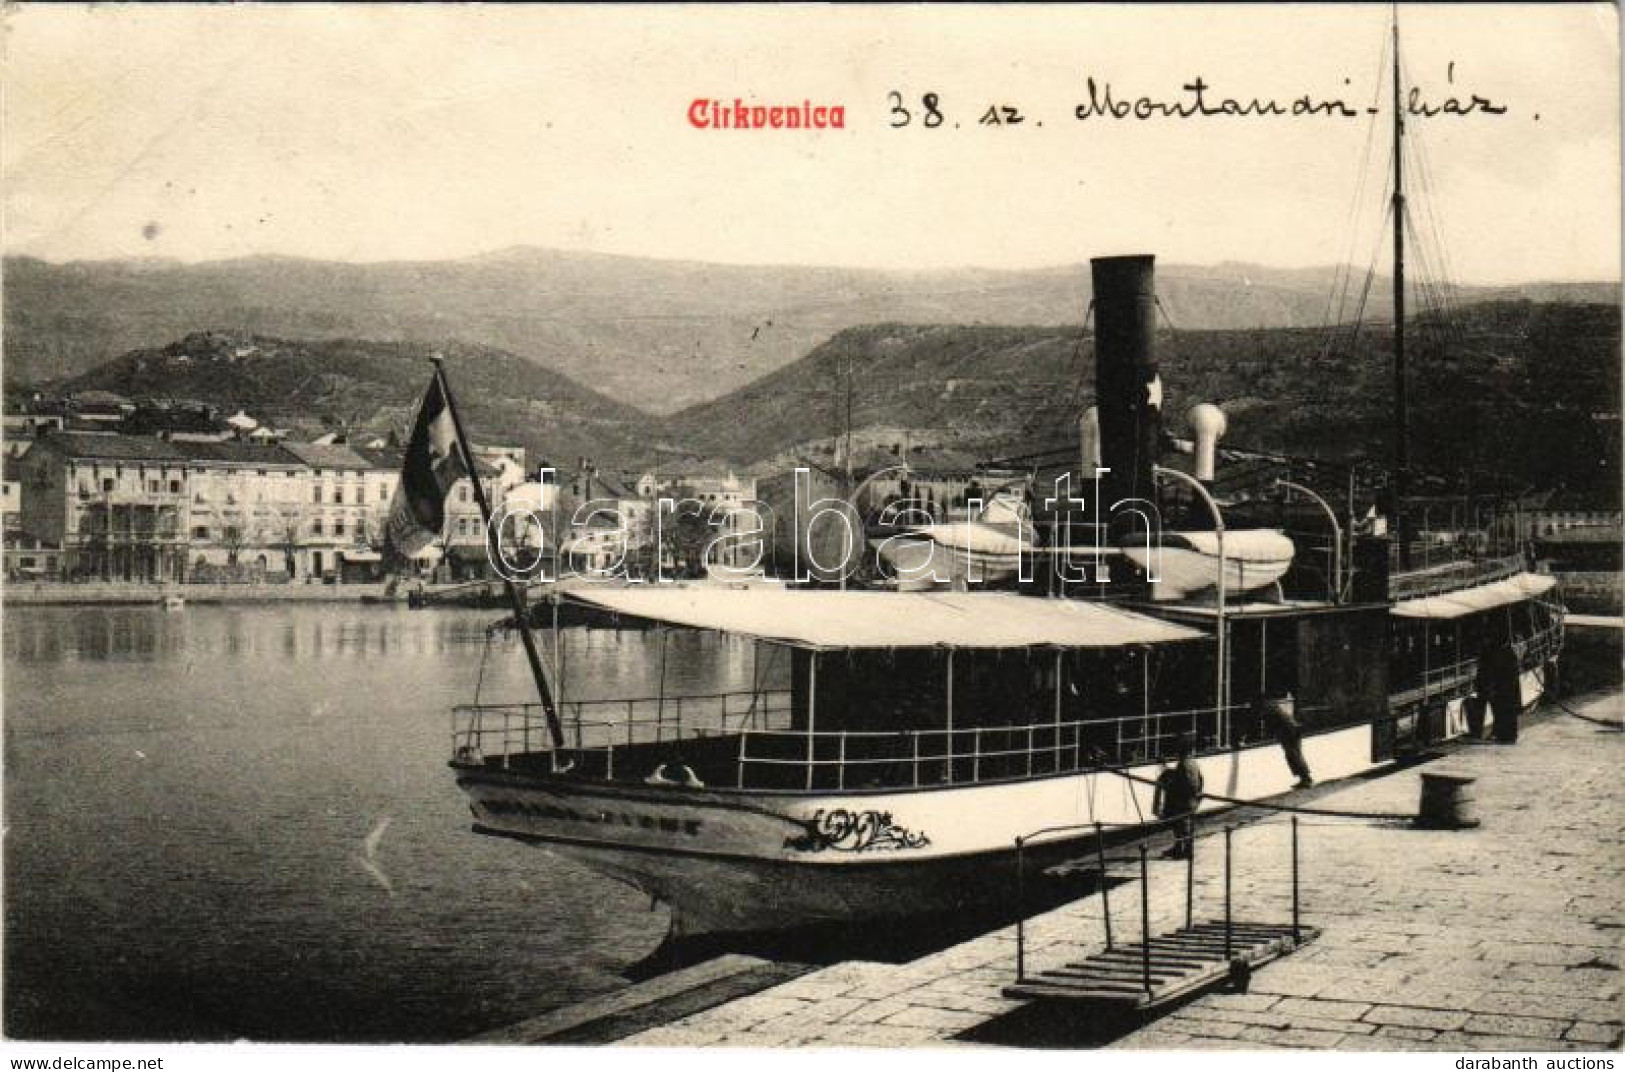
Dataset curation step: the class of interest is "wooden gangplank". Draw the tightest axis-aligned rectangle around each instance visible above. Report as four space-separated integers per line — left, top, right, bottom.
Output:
1003 920 1318 1011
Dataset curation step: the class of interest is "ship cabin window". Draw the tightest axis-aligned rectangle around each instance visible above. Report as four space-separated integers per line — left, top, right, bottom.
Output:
781 641 1214 788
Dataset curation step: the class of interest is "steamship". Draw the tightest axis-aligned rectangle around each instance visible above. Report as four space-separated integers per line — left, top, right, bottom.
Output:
443 19 1563 937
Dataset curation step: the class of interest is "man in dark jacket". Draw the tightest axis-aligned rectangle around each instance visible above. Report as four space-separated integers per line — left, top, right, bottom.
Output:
1153 735 1204 859
1257 690 1313 788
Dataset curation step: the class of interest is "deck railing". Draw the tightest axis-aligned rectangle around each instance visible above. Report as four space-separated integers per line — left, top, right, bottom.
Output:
734 703 1262 791
454 618 1564 788
1388 553 1527 601
452 689 793 774
1388 617 1564 712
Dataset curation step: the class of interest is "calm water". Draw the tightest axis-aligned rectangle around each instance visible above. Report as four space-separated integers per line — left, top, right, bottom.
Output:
3 603 759 1042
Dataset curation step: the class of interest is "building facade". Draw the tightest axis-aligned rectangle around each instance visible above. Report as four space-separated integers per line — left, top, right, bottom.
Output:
16 433 191 582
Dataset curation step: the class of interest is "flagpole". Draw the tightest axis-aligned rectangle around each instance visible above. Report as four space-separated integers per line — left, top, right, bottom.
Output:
431 357 568 754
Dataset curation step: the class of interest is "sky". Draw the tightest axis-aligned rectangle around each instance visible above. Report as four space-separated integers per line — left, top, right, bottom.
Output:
3 3 1619 283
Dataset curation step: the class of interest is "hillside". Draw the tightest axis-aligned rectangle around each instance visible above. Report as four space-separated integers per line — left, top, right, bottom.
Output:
55 332 665 472
6 250 1614 415
668 300 1622 496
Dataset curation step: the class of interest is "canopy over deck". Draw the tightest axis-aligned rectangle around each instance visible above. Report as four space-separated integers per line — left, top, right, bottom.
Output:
562 587 1207 650
1390 572 1557 620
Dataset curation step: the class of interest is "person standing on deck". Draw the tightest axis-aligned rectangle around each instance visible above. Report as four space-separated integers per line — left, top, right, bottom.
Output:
1256 689 1314 788
1153 735 1204 859
1476 634 1522 744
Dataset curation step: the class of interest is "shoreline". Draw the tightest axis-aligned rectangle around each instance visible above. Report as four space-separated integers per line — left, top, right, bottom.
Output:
2 581 406 606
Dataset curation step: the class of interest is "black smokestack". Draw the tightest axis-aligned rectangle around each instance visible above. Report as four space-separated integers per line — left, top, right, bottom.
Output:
1090 254 1162 538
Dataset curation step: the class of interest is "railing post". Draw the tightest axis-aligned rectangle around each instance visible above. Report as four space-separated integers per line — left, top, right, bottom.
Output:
838 732 847 791
1015 837 1027 983
973 727 982 784
1186 828 1196 931
736 732 747 790
1291 816 1301 942
1224 825 1234 960
1139 843 1153 996
1027 724 1035 777
1095 822 1113 951
911 733 920 788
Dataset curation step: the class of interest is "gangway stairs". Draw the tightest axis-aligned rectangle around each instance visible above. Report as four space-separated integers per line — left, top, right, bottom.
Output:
1004 819 1318 1012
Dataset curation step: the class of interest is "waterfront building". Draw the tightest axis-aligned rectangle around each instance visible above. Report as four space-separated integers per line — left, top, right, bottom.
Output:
175 440 307 580
0 457 53 577
15 432 190 581
279 442 383 581
634 463 762 573
440 453 522 581
3 395 67 452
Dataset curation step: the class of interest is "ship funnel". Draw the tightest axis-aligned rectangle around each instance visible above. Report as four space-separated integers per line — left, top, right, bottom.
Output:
1090 255 1161 536
1188 403 1227 482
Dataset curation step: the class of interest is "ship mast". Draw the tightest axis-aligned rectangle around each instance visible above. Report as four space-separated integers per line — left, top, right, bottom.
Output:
1390 7 1411 568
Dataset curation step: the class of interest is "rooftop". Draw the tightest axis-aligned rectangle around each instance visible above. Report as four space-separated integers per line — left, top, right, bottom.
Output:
280 442 378 471
32 431 188 463
170 440 304 467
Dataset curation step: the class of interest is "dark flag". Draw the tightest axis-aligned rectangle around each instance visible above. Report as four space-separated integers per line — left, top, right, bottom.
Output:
386 371 468 556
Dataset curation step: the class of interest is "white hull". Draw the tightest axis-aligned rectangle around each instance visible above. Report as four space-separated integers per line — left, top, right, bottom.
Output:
457 720 1380 935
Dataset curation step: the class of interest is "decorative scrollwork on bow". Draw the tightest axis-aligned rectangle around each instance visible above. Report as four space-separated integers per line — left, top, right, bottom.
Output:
784 808 931 853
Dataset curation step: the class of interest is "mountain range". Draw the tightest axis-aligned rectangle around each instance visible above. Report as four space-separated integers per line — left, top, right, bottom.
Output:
6 249 1614 415
37 297 1621 500
49 332 663 477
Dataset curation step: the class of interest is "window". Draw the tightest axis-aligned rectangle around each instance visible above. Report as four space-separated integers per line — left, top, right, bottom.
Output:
335 487 344 505
378 485 387 502
257 470 267 477
193 526 210 539
313 486 323 504
169 480 181 494
334 519 345 536
459 486 469 503
102 478 114 493
313 519 324 536
148 480 160 493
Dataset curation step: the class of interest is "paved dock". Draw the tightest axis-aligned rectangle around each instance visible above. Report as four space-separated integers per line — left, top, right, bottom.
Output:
619 693 1623 1049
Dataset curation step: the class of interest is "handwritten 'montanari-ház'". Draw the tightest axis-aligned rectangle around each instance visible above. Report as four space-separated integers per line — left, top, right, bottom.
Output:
1074 74 1507 121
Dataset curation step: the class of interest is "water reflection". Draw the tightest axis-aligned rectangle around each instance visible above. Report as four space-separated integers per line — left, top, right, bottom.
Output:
3 603 762 1042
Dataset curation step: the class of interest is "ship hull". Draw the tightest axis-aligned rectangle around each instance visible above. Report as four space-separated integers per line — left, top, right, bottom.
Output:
455 719 1385 936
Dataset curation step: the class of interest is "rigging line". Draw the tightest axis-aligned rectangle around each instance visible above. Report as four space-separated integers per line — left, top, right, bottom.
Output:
1323 20 1396 349
1015 303 1097 444
1334 196 1395 367
1403 94 1467 344
1318 24 1395 353
1318 28 1389 349
1324 161 1395 362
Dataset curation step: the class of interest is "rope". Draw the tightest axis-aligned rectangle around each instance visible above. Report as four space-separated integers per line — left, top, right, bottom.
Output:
472 629 495 707
1552 699 1624 731
1534 663 1622 732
